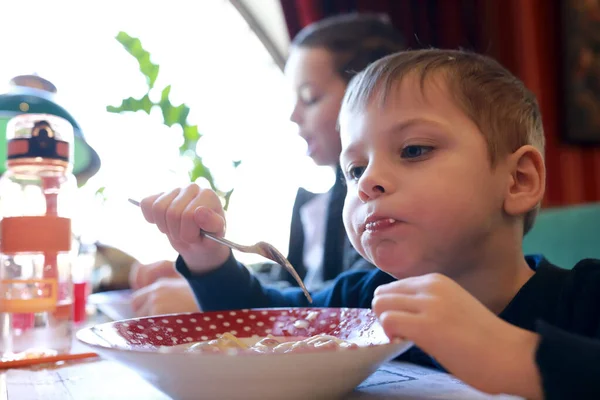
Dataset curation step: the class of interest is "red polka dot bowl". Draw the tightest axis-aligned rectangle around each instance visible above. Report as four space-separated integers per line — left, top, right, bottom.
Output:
76 307 412 400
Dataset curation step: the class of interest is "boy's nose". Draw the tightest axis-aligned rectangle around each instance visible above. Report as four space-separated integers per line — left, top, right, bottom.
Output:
356 162 395 202
289 102 302 125
358 181 386 203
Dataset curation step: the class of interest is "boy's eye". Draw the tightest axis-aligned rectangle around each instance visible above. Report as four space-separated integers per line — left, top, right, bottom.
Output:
347 166 366 181
401 145 434 159
302 97 319 106
299 87 319 105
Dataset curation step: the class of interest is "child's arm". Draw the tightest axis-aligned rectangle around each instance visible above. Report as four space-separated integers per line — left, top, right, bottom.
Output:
535 320 600 400
176 253 313 309
176 252 395 310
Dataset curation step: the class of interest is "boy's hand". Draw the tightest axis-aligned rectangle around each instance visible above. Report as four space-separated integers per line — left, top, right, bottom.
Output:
140 184 231 274
131 277 200 317
129 260 179 290
372 273 542 399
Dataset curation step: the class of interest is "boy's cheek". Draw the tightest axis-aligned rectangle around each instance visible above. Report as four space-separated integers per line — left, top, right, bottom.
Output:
345 229 371 262
342 198 361 239
350 236 369 263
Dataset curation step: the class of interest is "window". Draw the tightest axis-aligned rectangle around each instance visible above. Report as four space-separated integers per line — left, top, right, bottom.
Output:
0 0 335 264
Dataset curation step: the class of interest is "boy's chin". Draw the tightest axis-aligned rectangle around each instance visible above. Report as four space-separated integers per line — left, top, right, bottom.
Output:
367 250 424 279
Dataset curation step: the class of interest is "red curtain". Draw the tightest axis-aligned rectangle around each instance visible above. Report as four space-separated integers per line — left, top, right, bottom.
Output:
488 0 600 207
281 0 489 52
280 0 600 207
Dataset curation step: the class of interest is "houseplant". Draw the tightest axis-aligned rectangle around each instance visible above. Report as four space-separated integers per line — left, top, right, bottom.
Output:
107 32 238 209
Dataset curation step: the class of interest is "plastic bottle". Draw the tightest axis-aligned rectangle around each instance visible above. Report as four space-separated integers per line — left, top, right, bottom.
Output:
0 113 77 359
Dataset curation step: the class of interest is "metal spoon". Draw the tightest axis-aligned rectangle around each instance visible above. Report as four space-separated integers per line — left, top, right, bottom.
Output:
128 198 312 303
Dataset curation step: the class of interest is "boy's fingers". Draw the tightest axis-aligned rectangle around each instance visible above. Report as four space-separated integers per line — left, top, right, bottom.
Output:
375 278 422 295
139 193 163 224
134 301 153 318
166 186 201 240
372 293 421 315
140 261 178 288
193 207 226 237
378 310 422 341
152 189 181 234
375 273 449 296
131 286 152 312
129 261 143 290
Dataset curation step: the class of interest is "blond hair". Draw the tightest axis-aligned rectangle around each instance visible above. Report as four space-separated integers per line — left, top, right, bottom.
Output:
341 49 545 234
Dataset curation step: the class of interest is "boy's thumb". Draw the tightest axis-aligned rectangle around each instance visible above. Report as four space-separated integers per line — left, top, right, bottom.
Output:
193 206 225 236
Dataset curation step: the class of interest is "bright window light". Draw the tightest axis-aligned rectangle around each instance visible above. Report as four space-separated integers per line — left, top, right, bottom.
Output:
0 0 335 265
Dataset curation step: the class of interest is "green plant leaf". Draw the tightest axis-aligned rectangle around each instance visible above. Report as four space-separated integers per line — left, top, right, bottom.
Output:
160 102 190 127
190 156 214 187
115 31 160 88
160 85 171 102
222 189 234 210
106 95 153 114
95 186 107 203
180 125 201 154
183 124 201 142
158 86 190 127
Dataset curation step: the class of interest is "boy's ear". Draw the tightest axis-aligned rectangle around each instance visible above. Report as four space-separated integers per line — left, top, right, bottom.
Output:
503 145 546 218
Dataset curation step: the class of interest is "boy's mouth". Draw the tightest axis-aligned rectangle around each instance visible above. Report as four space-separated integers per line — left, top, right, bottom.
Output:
363 217 398 232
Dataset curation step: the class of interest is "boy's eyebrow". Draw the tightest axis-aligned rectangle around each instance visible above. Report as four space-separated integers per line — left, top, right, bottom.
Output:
340 145 359 162
340 117 446 162
388 117 445 135
298 82 314 90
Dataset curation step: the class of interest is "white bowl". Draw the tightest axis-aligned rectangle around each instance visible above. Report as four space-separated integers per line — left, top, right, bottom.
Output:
77 307 412 400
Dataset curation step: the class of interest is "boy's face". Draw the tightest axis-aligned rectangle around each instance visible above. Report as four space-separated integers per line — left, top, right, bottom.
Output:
285 47 346 167
339 74 510 279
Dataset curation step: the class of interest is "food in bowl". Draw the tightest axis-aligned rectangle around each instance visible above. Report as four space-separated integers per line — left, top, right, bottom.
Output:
187 332 358 354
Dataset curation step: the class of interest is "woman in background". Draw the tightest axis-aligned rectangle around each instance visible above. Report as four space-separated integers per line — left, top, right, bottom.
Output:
129 13 406 316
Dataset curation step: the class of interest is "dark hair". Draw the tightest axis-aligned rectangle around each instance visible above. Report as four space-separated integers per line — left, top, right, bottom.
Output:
342 48 545 234
291 13 406 82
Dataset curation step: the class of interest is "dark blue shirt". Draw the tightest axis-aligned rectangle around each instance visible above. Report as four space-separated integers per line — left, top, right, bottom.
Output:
176 254 600 400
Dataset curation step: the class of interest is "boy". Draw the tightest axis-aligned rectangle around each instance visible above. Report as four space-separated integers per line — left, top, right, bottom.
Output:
139 49 600 399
